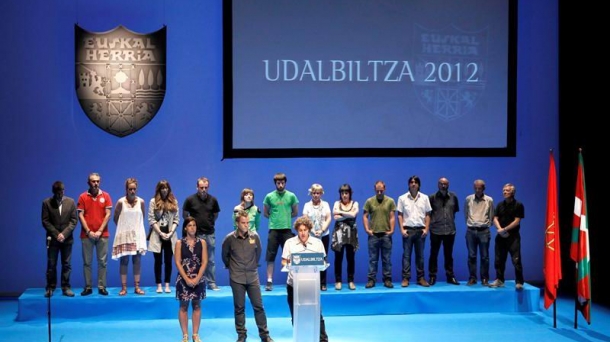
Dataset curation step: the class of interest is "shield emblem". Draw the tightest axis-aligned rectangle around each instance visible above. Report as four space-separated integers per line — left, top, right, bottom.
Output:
75 25 166 137
292 254 301 265
412 24 488 122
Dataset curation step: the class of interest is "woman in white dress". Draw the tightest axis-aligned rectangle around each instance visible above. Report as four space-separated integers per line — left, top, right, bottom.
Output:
112 178 147 295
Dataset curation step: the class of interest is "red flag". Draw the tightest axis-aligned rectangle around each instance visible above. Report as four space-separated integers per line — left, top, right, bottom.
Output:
544 151 561 309
570 151 591 324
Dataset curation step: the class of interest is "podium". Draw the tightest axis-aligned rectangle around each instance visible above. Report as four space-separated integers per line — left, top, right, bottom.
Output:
284 252 328 342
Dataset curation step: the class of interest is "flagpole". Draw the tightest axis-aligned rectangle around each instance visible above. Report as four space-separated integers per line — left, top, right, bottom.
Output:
553 300 557 328
574 268 578 329
573 148 580 330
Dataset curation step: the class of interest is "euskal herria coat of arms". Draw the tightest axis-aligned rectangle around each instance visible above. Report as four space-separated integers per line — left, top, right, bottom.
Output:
75 25 166 137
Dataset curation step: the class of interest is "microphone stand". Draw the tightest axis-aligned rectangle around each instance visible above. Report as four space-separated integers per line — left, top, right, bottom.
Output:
46 236 52 342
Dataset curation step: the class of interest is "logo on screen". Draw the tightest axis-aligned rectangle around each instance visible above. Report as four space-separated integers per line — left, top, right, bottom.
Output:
413 24 488 122
75 25 166 137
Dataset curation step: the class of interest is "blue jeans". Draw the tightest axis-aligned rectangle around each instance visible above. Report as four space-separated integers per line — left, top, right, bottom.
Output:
198 233 216 287
367 234 392 282
465 228 490 280
402 228 426 280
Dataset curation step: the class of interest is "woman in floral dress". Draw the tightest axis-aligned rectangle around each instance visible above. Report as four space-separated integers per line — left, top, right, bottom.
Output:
175 216 208 342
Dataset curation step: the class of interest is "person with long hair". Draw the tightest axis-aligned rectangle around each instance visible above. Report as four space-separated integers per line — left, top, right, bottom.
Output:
112 178 148 295
232 188 261 232
148 180 180 293
331 184 359 291
176 216 208 342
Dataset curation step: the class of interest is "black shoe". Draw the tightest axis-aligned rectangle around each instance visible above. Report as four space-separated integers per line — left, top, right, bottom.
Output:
236 334 247 342
447 277 460 285
383 280 394 288
81 288 93 296
365 280 375 288
98 287 109 296
261 337 274 342
466 278 477 286
265 281 273 291
429 276 437 286
44 288 55 298
481 279 489 286
62 288 75 297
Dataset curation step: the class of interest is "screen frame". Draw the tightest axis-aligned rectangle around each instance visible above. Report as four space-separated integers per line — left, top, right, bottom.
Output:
223 0 517 159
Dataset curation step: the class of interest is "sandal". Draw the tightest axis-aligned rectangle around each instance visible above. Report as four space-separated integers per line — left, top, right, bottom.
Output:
119 283 127 296
192 333 201 342
181 334 188 342
156 284 163 293
134 281 145 295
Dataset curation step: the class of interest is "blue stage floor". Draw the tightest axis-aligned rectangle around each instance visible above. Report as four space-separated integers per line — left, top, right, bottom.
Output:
2 283 608 342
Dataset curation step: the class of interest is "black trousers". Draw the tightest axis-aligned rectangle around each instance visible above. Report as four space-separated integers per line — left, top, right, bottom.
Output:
494 232 524 284
46 241 73 289
230 278 270 339
428 233 456 278
154 239 173 284
287 284 328 342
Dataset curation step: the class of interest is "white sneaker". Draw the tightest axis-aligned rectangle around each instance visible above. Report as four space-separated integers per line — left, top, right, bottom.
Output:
489 279 505 288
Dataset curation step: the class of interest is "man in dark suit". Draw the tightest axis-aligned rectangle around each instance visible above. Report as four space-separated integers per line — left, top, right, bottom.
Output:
42 181 78 297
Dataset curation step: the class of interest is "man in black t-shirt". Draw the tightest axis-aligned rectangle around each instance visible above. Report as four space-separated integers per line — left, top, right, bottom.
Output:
183 177 221 290
489 183 525 290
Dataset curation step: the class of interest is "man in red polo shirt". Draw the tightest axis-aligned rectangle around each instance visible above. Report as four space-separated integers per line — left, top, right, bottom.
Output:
77 172 113 296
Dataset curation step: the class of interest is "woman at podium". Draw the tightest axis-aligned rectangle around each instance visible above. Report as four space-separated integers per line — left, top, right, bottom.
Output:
281 216 329 342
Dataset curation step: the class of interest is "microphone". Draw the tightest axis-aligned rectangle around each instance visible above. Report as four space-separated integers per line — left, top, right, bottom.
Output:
46 236 52 249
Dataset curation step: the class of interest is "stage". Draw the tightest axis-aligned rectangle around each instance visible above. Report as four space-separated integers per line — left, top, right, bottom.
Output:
17 280 539 322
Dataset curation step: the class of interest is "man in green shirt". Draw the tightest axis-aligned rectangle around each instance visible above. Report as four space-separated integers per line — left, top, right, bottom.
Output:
363 181 396 289
263 173 299 291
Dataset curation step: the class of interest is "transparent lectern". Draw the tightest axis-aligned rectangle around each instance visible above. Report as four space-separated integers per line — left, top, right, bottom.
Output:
284 252 328 342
